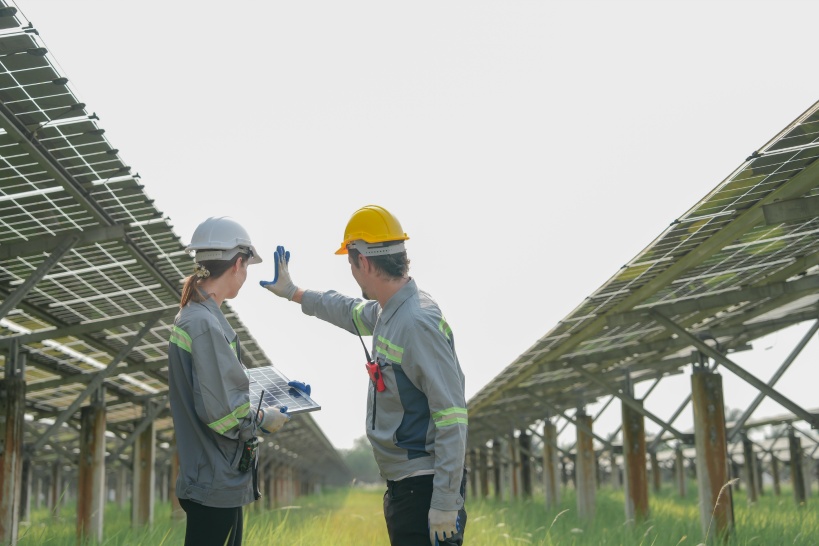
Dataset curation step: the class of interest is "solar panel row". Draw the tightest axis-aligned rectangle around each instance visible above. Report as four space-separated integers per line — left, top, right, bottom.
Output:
0 1 345 482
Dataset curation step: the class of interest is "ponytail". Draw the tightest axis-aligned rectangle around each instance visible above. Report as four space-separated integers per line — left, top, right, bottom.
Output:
179 275 202 308
179 251 250 308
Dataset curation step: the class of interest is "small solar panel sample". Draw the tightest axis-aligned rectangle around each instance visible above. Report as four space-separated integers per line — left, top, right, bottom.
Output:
247 366 321 414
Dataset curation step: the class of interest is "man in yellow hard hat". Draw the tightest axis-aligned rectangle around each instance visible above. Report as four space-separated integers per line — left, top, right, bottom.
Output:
261 205 468 546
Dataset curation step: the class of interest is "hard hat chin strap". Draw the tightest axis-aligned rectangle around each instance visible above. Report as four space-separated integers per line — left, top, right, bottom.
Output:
348 240 406 256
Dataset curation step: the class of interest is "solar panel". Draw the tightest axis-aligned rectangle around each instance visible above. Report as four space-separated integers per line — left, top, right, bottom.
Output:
246 366 321 415
0 0 350 488
466 100 819 446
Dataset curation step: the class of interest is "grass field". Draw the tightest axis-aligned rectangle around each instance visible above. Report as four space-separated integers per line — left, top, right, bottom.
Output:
16 482 819 545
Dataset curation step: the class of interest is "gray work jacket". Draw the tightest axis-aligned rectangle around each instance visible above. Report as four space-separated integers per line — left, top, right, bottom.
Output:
302 279 468 511
168 296 259 508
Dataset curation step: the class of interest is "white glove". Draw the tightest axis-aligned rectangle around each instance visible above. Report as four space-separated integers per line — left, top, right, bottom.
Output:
259 245 298 300
428 508 460 545
257 405 289 435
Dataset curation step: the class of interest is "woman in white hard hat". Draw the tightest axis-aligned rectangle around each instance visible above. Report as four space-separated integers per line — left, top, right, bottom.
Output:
168 216 290 546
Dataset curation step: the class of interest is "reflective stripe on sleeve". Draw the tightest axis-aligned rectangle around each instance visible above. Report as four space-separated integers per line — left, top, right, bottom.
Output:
170 326 192 353
438 317 452 340
352 303 372 336
208 402 251 434
432 407 468 428
375 336 403 363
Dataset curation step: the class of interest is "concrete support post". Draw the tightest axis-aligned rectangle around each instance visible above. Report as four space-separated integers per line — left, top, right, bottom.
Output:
65 476 73 503
492 438 502 501
622 401 649 523
596 453 602 488
771 456 781 496
675 446 687 498
649 450 661 494
132 419 156 527
117 468 128 509
478 446 489 499
34 471 42 510
802 454 812 498
731 459 741 491
542 420 560 510
788 430 806 505
756 455 764 497
691 369 734 541
0 373 25 544
561 458 569 488
604 453 614 489
519 433 532 498
50 462 62 517
575 412 596 520
77 400 106 543
810 459 816 497
105 473 113 505
741 435 758 503
509 431 519 500
813 460 818 497
611 453 623 490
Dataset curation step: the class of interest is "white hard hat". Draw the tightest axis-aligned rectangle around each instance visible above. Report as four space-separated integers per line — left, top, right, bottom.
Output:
185 217 262 264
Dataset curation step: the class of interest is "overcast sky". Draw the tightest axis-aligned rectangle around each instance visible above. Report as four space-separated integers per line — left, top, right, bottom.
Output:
15 0 819 449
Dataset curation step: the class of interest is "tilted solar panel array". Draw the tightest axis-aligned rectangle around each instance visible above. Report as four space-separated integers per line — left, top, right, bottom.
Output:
468 100 819 446
0 3 349 483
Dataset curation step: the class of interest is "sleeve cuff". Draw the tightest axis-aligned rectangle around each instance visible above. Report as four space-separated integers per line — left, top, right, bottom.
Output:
430 491 464 511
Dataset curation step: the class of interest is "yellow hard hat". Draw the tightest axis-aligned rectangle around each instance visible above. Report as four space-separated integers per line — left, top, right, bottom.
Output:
335 205 410 255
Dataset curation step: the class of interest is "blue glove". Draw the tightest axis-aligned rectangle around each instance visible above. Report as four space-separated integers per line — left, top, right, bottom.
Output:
288 380 311 397
260 246 298 300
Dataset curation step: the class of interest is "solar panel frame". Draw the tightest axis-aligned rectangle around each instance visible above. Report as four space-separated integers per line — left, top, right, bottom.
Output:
246 365 321 415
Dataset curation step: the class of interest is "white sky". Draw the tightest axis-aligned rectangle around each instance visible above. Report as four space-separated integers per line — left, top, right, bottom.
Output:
15 0 819 450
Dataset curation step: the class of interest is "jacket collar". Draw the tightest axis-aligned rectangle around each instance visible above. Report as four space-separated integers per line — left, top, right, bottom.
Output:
196 290 237 339
380 278 416 324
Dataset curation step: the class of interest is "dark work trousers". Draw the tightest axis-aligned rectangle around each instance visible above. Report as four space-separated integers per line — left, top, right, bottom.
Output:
179 498 244 546
383 472 468 546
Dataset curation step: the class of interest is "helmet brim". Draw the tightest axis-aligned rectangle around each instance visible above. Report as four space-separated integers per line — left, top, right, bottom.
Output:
194 245 262 264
